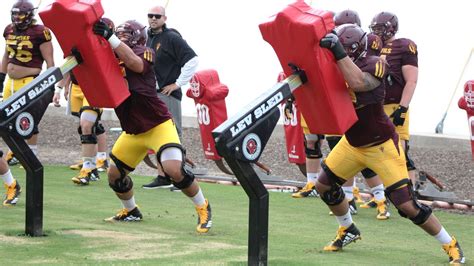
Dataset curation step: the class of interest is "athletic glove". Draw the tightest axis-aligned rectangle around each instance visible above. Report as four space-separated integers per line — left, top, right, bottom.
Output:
319 32 347 61
390 105 408 126
93 20 114 40
284 95 295 120
0 72 6 95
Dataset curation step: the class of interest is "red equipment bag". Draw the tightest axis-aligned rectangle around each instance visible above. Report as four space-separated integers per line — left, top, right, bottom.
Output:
39 0 129 108
186 69 229 160
458 80 474 160
278 72 305 164
259 1 357 135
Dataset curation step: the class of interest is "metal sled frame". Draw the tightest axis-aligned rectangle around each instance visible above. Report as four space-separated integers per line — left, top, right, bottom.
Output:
212 68 305 265
0 54 80 236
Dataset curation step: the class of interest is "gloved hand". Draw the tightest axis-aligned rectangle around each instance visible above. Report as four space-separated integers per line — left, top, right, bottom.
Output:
284 96 295 120
319 32 347 60
0 72 6 96
390 105 408 126
93 20 114 40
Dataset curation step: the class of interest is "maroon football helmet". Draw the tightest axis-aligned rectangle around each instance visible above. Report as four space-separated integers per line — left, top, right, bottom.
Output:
115 20 147 47
336 24 367 62
369 11 398 42
334 9 361 27
101 17 115 32
11 0 36 30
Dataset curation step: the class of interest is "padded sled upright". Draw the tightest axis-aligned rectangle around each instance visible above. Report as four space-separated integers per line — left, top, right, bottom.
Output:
259 1 357 135
39 0 129 108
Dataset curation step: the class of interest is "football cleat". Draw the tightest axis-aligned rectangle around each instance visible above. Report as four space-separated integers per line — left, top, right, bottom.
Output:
142 175 173 189
96 158 109 172
352 186 364 203
359 197 377 208
6 151 19 166
3 180 21 206
292 182 319 198
104 207 143 222
323 223 361 251
69 160 83 170
376 199 390 220
71 168 99 185
442 237 465 265
195 199 212 233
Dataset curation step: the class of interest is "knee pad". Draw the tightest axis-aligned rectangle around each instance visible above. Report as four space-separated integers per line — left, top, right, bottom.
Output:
326 136 342 151
172 166 195 189
0 150 3 157
304 134 323 159
404 141 416 171
95 122 106 135
361 168 377 179
157 143 194 190
386 179 432 225
108 153 135 193
318 162 346 206
80 134 97 144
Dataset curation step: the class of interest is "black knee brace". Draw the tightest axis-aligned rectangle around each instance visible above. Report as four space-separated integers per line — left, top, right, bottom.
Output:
361 168 377 179
157 143 195 189
95 122 106 135
80 134 97 144
386 179 432 225
318 162 346 206
404 140 416 171
108 153 135 193
304 134 323 159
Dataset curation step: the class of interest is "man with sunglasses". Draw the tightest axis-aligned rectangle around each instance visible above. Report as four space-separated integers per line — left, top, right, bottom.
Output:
0 0 55 166
143 5 199 189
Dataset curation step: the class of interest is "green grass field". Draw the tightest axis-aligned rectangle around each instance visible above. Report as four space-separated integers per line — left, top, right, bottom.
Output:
0 165 472 265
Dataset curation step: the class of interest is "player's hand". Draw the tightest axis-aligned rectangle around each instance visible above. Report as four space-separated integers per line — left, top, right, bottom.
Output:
160 83 179 96
0 72 6 96
284 96 295 120
319 32 347 60
93 20 114 40
390 105 408 126
52 92 61 107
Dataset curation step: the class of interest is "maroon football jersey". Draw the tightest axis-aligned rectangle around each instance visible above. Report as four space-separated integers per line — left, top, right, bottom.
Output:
114 45 172 134
345 55 396 147
367 33 382 56
379 38 418 104
3 23 52 69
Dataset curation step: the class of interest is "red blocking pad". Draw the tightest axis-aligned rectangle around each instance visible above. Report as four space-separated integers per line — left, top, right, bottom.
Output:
259 1 357 135
186 69 229 160
459 80 474 160
39 0 129 108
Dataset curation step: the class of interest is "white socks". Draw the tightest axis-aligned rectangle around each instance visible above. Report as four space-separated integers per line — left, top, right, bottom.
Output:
0 169 14 186
435 227 453 245
371 184 386 201
121 196 137 211
335 210 353 228
191 188 206 207
307 172 318 184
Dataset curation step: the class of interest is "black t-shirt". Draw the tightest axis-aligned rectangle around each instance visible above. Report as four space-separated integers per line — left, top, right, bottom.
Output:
146 25 197 100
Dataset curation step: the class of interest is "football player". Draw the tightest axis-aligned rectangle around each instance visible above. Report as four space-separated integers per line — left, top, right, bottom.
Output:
332 9 389 219
317 24 465 265
92 19 212 233
0 0 55 165
53 18 115 185
370 12 418 183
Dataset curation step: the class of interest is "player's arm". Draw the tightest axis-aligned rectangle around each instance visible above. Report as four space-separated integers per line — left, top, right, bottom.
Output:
336 57 380 92
0 47 8 95
92 21 144 73
399 65 418 107
40 41 55 68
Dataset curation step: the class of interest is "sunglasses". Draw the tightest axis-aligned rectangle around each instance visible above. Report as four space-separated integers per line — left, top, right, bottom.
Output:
148 14 163 19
